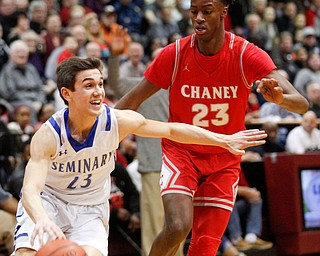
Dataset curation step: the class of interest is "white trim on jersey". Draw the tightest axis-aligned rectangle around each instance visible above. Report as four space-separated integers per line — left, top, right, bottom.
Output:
171 39 180 87
240 40 252 89
229 32 235 50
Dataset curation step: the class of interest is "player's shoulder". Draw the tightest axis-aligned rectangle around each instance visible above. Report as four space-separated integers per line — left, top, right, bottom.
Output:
30 123 57 156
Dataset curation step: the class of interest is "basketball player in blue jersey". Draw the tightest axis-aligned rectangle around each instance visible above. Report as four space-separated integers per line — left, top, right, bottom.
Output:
12 57 267 256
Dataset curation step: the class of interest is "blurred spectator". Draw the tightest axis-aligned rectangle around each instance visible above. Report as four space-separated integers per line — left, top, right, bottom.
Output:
20 30 46 81
69 24 88 58
306 81 320 117
7 138 30 200
294 52 320 97
43 13 65 62
100 5 131 55
120 42 146 78
33 102 55 131
83 12 110 58
85 41 108 79
242 12 267 50
0 0 18 43
119 134 137 165
146 5 179 48
292 13 306 45
275 1 298 34
7 104 34 154
226 169 273 252
114 0 144 42
0 98 13 124
28 0 48 35
0 40 46 122
0 184 18 255
143 0 165 27
0 107 16 183
7 10 30 44
286 110 320 153
0 23 9 72
65 5 86 31
15 0 28 13
247 121 286 155
251 0 267 19
177 0 192 37
43 0 60 15
300 26 320 54
305 0 320 38
290 46 308 82
260 6 279 55
56 35 78 64
58 0 91 27
245 91 260 122
270 31 296 82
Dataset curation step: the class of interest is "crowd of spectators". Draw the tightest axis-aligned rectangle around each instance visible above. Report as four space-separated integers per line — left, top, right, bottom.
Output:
0 0 320 255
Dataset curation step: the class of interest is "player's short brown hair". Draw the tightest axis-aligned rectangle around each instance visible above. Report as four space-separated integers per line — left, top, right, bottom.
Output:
56 57 103 105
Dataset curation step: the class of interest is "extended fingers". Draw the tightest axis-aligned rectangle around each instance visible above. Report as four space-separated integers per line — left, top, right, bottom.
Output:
242 129 267 139
31 225 65 246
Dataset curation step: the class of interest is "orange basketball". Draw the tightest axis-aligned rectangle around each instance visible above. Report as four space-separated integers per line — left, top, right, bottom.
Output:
35 238 87 256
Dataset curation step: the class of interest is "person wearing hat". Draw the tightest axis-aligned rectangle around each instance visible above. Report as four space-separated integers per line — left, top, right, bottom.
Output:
100 5 131 55
301 26 320 54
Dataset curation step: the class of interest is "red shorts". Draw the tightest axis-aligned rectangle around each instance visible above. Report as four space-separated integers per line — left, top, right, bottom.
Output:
160 144 241 212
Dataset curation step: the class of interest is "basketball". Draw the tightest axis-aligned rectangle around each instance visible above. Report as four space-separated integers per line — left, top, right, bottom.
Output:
35 238 87 256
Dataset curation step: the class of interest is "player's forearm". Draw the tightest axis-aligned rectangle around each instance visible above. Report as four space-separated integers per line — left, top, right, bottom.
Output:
21 188 49 223
166 123 226 147
21 161 50 223
279 94 309 114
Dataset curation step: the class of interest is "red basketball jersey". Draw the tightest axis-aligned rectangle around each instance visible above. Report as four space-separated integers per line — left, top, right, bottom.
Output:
145 32 276 153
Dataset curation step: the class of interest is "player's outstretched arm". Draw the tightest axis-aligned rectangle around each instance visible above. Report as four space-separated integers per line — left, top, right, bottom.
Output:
116 109 267 155
21 125 65 246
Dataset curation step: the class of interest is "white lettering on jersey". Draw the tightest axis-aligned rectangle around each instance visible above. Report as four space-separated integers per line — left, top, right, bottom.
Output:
181 85 238 99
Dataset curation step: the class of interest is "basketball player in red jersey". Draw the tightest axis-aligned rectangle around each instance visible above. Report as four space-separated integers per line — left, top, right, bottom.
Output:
115 0 309 255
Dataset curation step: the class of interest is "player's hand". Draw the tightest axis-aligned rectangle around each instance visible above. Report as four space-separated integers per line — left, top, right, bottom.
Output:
256 78 284 105
31 216 65 246
110 26 129 56
225 129 267 155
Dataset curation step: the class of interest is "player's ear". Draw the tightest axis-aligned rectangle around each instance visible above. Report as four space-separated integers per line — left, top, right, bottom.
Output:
61 87 71 102
221 6 229 20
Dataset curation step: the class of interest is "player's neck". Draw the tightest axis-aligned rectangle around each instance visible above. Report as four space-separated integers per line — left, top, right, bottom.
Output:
68 116 96 143
69 123 92 143
196 31 225 56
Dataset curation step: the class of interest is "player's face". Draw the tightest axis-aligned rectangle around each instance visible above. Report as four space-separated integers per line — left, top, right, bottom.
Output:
190 0 228 41
69 69 105 117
